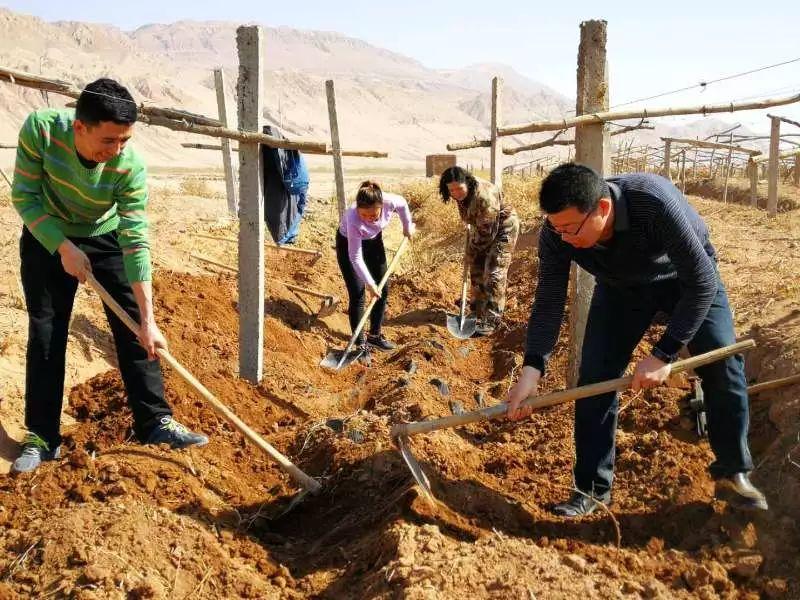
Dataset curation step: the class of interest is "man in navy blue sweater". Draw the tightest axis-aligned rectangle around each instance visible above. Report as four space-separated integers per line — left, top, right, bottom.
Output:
506 163 767 517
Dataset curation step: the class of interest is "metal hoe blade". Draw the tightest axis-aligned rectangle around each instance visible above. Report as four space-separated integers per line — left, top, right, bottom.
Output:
397 435 437 508
319 346 364 370
446 313 477 339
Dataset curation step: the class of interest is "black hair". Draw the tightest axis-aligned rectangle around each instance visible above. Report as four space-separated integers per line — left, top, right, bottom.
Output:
75 78 137 126
438 166 478 202
355 180 383 208
539 162 610 214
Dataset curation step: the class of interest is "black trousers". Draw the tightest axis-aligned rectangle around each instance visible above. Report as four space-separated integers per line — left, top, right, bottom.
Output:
20 227 171 448
335 230 388 341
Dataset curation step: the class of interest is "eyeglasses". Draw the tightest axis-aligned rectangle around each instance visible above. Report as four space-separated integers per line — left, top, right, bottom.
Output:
546 207 595 237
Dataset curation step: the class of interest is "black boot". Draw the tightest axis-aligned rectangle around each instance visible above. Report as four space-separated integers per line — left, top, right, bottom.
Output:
367 333 397 352
552 491 611 518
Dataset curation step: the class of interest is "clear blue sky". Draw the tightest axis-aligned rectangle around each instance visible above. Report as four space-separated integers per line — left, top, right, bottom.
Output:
4 0 799 127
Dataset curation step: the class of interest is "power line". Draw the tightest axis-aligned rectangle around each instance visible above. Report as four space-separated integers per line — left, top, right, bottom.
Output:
563 55 800 115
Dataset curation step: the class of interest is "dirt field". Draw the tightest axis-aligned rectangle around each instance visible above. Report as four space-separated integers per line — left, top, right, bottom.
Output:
0 171 798 599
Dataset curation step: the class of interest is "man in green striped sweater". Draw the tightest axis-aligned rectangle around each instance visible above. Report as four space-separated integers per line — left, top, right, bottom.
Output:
11 78 208 473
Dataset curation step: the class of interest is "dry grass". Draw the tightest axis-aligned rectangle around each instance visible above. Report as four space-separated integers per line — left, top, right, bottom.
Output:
179 178 215 198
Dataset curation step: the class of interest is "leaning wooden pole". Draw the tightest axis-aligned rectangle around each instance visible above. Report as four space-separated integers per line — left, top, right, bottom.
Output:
490 76 503 188
568 19 608 388
767 115 781 216
326 80 347 220
237 26 266 383
85 273 320 493
214 68 239 215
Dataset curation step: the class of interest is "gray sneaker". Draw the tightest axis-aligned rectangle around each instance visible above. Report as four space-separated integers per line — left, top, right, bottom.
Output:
714 473 768 511
12 433 61 473
144 416 208 449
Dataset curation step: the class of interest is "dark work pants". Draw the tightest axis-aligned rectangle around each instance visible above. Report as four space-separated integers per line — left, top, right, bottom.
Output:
20 227 171 448
335 230 388 341
574 273 754 498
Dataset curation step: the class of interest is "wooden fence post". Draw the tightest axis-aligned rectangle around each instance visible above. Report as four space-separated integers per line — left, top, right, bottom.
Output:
569 19 609 388
748 159 758 207
767 116 780 216
663 139 672 180
214 68 239 216
490 76 503 188
236 26 265 383
794 153 800 187
326 80 346 219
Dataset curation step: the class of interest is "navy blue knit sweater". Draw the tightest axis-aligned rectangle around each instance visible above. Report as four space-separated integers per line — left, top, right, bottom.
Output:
524 173 718 373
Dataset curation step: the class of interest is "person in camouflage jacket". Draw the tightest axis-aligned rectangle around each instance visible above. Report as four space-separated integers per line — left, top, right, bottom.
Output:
439 166 520 335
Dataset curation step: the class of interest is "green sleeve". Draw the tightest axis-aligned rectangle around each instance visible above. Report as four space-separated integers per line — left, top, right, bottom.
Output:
12 113 66 253
115 162 152 282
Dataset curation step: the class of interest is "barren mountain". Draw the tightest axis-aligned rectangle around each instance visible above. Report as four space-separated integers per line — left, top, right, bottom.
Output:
0 8 756 173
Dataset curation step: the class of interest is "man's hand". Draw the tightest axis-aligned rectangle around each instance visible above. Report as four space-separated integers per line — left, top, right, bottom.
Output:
404 222 416 239
58 240 91 283
138 319 167 361
506 365 541 421
366 283 381 302
631 355 671 391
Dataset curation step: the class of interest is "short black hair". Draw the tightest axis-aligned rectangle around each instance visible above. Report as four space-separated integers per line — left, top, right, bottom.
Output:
438 166 478 202
539 162 610 214
75 78 137 126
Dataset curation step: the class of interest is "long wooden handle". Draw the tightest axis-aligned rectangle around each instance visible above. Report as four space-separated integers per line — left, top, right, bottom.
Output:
85 273 321 494
748 372 800 396
458 226 471 328
391 339 756 438
336 236 410 367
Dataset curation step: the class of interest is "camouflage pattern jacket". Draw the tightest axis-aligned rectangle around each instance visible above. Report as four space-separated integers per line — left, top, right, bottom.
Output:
455 178 516 250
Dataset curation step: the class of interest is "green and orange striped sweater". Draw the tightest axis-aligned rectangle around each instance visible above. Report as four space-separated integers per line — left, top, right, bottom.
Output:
12 108 152 282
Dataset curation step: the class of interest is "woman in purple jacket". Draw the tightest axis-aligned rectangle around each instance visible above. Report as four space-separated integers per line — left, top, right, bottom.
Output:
336 181 415 365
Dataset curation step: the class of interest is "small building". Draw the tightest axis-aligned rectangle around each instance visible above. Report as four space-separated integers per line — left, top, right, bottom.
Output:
425 154 457 178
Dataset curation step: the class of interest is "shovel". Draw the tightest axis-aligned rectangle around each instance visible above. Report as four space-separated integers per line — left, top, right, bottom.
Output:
320 236 410 370
391 339 756 503
445 226 476 339
84 273 321 495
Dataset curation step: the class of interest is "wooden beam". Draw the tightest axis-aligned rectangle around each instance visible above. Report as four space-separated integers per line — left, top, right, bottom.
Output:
142 113 330 154
215 68 239 216
767 114 800 130
568 19 608 388
181 142 386 159
447 139 492 151
236 25 266 383
0 64 222 127
767 116 781 217
503 123 652 156
498 91 800 137
660 137 761 156
326 80 346 219
490 76 503 188
753 148 800 164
